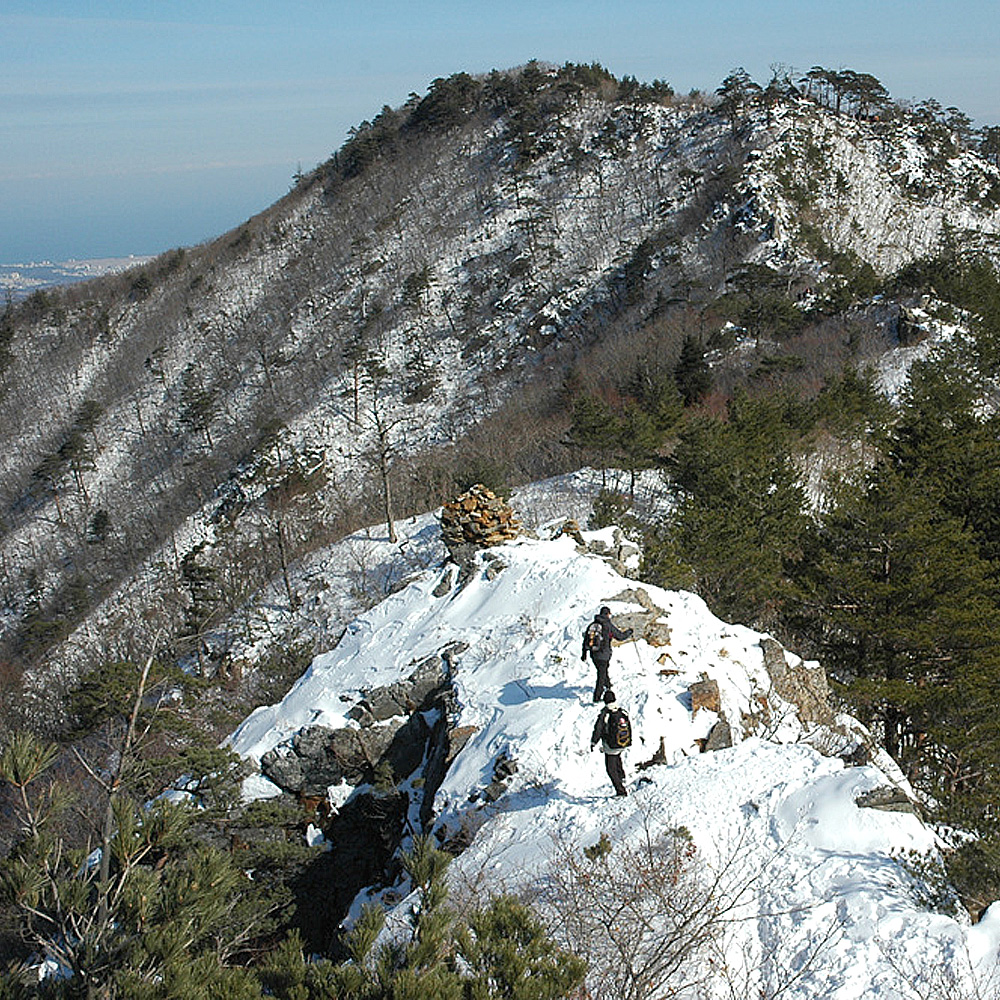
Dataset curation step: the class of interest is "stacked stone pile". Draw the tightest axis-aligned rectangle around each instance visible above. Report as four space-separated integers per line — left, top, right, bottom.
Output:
440 484 521 552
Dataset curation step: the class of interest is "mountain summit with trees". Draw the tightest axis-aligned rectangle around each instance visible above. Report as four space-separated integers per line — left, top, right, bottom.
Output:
4 59 1000 995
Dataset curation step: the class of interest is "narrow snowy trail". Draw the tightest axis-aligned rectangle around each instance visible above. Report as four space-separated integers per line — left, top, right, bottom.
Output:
229 524 1000 999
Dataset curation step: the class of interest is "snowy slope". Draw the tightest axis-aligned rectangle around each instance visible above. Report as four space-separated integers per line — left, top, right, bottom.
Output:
229 517 1000 999
10 79 1000 721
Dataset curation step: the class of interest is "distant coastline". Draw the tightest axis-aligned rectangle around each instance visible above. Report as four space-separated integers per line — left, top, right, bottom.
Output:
1 257 152 302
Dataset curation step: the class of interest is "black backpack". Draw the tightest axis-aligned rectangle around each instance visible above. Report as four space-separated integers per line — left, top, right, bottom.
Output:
584 620 606 653
606 708 632 749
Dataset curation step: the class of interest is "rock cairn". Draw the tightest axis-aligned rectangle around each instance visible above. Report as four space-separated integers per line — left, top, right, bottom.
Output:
440 485 520 558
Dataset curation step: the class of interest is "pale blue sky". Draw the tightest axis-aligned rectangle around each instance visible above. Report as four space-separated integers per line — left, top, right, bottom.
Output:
3 1 998 262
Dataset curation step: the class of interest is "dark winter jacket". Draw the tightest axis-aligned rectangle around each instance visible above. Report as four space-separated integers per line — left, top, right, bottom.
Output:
591 702 627 755
581 611 632 662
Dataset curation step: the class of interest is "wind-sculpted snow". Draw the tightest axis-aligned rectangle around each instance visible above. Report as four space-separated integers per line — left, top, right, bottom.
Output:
229 521 1000 999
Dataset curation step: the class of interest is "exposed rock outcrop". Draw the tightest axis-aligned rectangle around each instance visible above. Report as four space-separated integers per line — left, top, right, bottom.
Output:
552 518 586 546
587 529 642 573
760 637 834 727
261 717 430 797
637 736 669 771
261 642 467 804
704 719 733 752
689 677 721 717
257 642 474 945
855 785 919 815
606 587 671 645
472 751 519 805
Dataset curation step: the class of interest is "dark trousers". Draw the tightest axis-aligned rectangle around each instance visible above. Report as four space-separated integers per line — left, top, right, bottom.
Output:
604 751 627 795
592 657 611 702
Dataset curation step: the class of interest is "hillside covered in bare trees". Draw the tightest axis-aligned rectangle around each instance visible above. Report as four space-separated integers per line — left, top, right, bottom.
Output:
10 58 1000 998
2 60 1000 736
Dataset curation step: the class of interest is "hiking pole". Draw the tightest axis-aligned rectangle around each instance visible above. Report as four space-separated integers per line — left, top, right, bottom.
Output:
632 631 647 675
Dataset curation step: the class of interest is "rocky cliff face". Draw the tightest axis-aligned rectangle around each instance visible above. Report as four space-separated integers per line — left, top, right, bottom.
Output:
255 642 468 916
744 106 1000 275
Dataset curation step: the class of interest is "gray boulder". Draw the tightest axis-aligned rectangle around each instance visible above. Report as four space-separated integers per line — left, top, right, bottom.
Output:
704 719 733 752
855 785 919 815
760 637 834 726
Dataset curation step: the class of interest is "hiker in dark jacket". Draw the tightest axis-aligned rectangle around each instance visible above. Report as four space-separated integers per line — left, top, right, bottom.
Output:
591 689 629 797
582 605 633 702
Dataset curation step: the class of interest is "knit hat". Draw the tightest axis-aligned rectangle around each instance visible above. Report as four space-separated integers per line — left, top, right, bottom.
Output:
603 689 616 704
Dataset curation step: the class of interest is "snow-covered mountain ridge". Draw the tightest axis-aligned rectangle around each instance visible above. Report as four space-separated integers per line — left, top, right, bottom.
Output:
228 514 1000 999
4 63 1000 729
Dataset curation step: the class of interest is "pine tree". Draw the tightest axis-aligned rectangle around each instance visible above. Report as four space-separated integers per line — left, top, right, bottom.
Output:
811 367 890 438
568 394 622 488
889 354 1000 564
716 68 762 131
673 334 712 406
569 370 679 494
324 836 586 1000
652 393 808 626
460 895 588 1000
0 661 291 999
568 394 618 453
617 402 664 496
178 364 218 449
180 543 221 673
790 462 1000 779
787 345 1000 909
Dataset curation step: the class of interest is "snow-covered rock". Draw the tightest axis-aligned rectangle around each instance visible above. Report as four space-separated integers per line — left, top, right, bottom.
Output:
229 519 1000 998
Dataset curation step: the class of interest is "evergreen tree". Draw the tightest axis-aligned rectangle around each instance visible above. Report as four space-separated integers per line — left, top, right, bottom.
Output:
785 347 1000 907
790 462 1000 778
180 543 221 673
459 895 587 1000
811 367 890 439
673 334 712 406
0 724 288 998
323 836 586 1000
889 354 1000 565
569 367 680 493
716 68 762 131
618 402 664 495
980 125 1000 167
727 265 803 344
178 364 218 449
407 72 482 131
649 393 808 626
568 394 622 486
0 778 586 1000
625 358 684 430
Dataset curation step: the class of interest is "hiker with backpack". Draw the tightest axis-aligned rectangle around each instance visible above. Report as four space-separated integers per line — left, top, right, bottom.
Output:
591 689 631 797
582 605 633 702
